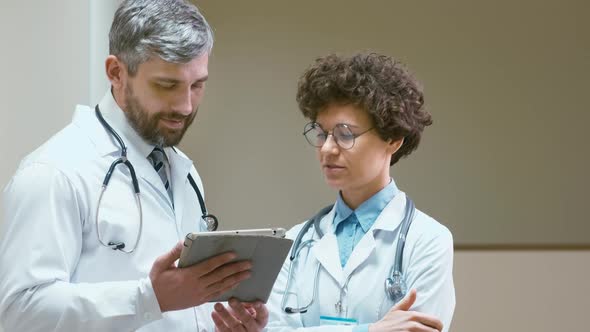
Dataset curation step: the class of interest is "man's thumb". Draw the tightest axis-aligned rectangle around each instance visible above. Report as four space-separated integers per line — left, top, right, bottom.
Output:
392 288 417 311
153 241 183 272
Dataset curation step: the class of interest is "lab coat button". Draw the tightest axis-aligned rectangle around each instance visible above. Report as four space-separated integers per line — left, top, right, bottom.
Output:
144 312 152 320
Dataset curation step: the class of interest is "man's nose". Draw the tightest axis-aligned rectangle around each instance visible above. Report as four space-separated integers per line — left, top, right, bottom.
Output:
172 89 193 115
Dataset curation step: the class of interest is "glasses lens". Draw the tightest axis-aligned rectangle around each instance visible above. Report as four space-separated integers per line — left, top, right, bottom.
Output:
333 124 355 149
303 123 327 147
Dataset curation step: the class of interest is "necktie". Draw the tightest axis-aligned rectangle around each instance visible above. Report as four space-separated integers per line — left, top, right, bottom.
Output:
147 146 173 204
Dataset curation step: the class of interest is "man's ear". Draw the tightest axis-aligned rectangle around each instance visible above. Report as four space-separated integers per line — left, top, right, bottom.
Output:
105 55 127 89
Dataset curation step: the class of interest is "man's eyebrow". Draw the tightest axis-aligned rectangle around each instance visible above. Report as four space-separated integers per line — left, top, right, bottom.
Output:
152 75 209 84
153 77 181 84
196 75 208 82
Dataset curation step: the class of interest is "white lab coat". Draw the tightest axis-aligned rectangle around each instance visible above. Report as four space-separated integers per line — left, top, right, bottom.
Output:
0 92 215 331
266 192 456 332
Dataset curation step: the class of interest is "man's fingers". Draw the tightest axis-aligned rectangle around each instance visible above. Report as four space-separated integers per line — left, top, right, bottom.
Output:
392 288 416 311
201 260 252 286
187 252 238 277
204 270 251 300
153 241 183 272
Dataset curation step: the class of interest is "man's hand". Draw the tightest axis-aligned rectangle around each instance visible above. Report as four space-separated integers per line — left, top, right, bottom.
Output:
369 289 444 332
149 242 252 312
211 298 269 332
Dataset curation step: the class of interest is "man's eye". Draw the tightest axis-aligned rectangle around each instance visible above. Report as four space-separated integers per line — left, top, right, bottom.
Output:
158 83 175 90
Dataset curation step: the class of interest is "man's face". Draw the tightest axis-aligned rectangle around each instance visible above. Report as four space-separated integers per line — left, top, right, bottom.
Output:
122 54 209 146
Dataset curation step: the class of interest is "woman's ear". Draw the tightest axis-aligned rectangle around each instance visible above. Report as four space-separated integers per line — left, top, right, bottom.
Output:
387 137 404 155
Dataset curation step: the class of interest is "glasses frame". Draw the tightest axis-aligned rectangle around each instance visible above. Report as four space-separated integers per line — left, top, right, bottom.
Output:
302 122 374 150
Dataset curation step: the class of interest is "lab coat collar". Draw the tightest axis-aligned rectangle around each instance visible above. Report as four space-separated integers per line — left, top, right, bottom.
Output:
73 90 194 214
333 179 399 233
312 191 409 285
97 90 154 160
371 191 407 233
311 207 346 286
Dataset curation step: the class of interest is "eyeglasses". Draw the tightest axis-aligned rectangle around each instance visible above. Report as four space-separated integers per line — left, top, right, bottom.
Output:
303 122 373 150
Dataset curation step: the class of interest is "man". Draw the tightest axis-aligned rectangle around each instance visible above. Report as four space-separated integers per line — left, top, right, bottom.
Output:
0 1 251 331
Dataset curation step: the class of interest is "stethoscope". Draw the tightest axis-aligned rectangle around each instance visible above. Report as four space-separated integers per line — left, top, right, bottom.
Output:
94 105 218 253
281 196 416 314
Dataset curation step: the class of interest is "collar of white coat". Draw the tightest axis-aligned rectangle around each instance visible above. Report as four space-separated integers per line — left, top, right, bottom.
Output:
317 191 409 236
311 191 409 285
97 90 154 158
72 90 193 163
70 90 195 210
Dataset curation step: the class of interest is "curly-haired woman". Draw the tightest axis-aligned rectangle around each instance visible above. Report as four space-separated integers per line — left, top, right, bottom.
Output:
212 53 455 332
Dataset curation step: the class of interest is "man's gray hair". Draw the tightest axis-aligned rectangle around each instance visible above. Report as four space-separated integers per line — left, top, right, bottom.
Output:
109 0 214 75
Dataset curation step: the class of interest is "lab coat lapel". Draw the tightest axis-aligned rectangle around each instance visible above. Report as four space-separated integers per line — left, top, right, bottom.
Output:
72 106 118 157
134 148 174 211
343 230 376 279
343 193 407 278
166 149 192 227
311 210 345 286
372 193 407 232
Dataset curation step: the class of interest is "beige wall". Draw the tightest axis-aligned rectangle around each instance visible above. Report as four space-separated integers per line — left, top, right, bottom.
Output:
1 1 588 331
190 0 590 245
453 251 590 332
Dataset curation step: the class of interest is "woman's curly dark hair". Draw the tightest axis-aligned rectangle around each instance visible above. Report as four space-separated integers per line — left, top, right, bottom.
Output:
296 53 432 165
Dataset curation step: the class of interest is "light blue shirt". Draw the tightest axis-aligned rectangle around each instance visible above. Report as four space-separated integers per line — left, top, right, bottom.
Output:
333 179 399 267
333 179 398 332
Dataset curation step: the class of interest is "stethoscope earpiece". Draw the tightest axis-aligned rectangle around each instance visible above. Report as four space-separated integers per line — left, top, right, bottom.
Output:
108 241 126 250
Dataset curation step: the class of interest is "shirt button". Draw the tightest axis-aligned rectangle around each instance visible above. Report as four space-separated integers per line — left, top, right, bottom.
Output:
144 312 153 320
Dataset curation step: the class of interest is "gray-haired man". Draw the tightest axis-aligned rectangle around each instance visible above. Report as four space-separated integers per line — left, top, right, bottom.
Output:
0 1 251 331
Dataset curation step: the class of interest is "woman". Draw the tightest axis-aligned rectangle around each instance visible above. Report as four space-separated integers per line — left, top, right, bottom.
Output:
212 53 455 332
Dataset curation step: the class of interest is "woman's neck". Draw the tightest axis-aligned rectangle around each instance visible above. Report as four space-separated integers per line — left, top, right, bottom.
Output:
340 174 391 210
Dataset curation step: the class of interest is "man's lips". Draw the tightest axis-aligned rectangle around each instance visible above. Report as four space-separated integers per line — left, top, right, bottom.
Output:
160 117 185 129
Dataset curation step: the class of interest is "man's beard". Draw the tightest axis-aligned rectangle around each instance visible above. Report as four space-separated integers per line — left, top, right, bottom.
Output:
123 84 196 147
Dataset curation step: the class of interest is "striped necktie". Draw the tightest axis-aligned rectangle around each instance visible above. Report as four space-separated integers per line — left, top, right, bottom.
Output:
147 146 173 203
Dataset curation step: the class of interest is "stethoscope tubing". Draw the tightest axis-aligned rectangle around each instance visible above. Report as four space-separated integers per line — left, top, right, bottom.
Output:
93 105 218 253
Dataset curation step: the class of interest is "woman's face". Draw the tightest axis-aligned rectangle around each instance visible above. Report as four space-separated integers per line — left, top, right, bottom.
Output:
314 104 401 196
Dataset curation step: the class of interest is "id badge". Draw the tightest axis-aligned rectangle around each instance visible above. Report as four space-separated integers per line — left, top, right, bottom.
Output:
319 315 359 326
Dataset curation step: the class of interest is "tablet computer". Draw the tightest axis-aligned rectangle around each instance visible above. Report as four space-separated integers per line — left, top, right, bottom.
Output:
188 228 287 238
178 228 293 303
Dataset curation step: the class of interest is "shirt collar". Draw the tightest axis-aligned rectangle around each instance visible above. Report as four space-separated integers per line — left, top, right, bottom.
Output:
97 90 155 159
333 179 399 232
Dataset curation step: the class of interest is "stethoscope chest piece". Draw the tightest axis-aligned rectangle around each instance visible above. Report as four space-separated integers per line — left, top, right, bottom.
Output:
384 271 407 304
202 214 218 231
